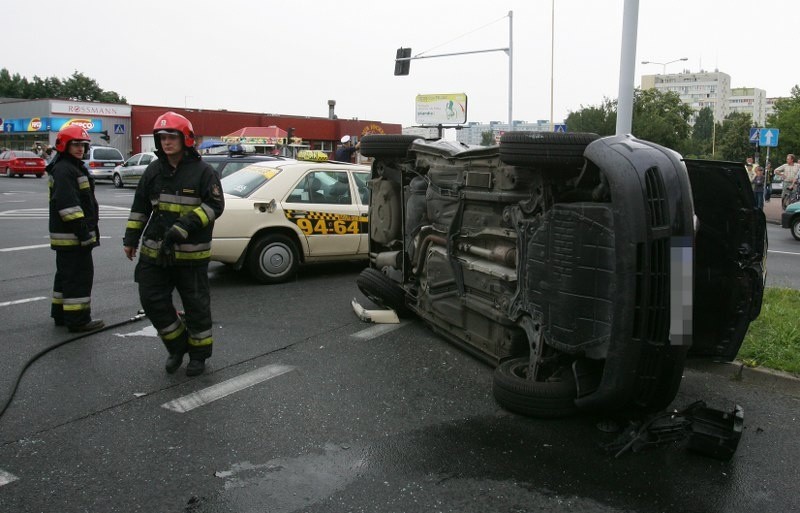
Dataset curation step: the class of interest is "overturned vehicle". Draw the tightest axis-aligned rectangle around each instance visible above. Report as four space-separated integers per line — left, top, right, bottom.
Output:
357 133 766 417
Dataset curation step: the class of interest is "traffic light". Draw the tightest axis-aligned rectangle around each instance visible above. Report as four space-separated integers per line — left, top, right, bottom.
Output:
100 130 110 142
394 47 411 76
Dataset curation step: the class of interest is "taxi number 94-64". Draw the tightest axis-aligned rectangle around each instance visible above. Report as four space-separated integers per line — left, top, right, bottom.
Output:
285 211 364 235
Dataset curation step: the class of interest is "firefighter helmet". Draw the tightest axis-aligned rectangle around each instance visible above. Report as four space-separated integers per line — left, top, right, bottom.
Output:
55 125 91 153
153 111 195 148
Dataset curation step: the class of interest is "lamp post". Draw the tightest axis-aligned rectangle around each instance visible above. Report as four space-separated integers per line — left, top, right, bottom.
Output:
641 57 688 75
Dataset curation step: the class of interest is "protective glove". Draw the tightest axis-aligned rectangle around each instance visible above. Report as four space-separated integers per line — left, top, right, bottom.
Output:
158 225 188 267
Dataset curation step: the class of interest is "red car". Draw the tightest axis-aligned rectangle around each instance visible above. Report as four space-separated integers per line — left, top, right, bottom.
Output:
0 150 46 178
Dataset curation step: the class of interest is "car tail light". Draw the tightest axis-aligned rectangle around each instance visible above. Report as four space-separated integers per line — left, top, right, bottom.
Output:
89 161 102 168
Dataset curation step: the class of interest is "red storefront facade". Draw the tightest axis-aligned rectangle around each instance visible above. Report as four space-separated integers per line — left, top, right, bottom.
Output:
131 105 401 156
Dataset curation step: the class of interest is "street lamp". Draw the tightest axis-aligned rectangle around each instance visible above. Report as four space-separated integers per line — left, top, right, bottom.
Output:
641 57 688 75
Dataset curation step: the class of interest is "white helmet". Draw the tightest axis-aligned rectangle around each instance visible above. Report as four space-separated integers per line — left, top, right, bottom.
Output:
340 135 351 144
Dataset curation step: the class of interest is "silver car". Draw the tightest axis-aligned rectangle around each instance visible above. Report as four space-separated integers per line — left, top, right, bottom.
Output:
112 152 156 188
84 146 124 182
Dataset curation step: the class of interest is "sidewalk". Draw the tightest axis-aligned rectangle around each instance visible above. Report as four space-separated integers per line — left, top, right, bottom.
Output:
763 194 782 224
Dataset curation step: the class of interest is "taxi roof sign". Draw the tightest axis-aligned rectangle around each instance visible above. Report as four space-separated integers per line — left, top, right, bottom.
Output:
296 149 328 162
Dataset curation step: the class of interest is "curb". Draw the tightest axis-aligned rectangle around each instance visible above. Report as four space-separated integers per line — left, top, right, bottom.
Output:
685 359 800 397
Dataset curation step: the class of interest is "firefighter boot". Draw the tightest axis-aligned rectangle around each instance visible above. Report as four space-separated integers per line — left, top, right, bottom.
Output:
165 338 188 374
186 359 206 377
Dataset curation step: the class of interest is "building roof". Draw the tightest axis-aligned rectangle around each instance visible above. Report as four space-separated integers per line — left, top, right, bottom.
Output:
223 126 287 139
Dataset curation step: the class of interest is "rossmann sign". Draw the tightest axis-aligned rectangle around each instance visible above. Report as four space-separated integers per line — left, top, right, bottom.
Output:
51 101 131 118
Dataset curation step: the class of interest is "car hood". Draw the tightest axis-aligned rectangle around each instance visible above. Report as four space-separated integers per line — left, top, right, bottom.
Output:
684 159 767 360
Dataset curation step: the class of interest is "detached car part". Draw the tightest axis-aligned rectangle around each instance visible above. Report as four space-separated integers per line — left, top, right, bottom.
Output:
358 133 766 417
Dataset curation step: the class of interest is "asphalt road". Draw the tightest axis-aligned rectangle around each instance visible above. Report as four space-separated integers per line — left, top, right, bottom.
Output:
1 176 799 513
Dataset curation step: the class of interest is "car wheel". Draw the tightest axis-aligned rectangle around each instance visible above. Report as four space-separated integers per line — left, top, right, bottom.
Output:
36 173 43 178
5 167 11 177
791 218 800 241
492 357 578 418
360 135 422 159
356 267 408 315
498 132 600 171
630 346 687 412
247 233 299 284
113 173 124 188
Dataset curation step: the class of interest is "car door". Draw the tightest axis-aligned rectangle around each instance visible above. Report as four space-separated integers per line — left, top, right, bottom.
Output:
282 169 361 256
353 171 371 254
684 159 767 360
134 153 154 181
120 154 141 182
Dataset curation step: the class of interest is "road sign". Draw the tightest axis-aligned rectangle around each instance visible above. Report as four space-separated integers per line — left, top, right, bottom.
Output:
113 123 125 135
759 128 780 147
749 127 760 144
554 124 567 133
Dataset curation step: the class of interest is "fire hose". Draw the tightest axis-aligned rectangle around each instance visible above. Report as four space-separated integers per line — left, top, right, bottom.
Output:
0 310 147 421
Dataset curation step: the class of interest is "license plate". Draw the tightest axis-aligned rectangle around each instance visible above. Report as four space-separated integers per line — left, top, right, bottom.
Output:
104 163 116 167
25 162 36 166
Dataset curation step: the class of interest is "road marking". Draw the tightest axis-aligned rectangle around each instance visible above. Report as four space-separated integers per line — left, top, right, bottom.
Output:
0 468 19 486
351 322 407 340
115 325 158 338
0 297 46 308
161 364 295 413
0 205 130 220
768 249 800 256
0 244 50 252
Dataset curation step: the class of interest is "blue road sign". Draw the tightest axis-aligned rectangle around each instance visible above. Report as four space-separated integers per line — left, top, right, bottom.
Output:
113 124 125 135
759 128 780 147
749 127 760 144
553 124 567 133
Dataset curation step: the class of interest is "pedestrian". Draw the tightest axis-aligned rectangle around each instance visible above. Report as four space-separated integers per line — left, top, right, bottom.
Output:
47 125 104 332
752 165 765 210
765 160 773 202
123 112 224 377
744 156 756 182
775 153 800 209
334 135 360 162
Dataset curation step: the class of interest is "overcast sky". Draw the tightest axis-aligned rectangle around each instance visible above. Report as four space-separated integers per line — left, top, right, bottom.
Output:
4 0 797 128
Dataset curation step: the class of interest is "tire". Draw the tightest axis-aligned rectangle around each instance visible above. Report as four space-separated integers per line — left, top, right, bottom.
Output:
360 135 422 159
113 173 124 188
792 218 800 241
36 173 43 178
492 357 578 418
356 267 408 315
5 167 11 177
246 233 299 284
499 131 599 170
631 347 687 412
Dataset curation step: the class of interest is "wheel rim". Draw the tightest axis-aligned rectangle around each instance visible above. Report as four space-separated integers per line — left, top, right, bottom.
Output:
114 175 122 187
259 242 293 277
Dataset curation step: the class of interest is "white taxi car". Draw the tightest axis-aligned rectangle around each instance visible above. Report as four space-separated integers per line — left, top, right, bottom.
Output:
211 151 371 283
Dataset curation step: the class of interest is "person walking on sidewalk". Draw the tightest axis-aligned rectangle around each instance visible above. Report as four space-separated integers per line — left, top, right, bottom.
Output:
775 153 800 209
752 165 765 210
47 125 104 332
123 112 225 377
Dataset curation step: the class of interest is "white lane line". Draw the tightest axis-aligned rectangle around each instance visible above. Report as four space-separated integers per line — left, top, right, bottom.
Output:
0 468 19 486
351 322 407 340
161 364 295 413
768 249 800 256
0 244 50 252
0 297 46 307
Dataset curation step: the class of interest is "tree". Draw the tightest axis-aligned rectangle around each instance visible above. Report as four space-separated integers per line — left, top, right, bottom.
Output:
480 131 496 146
715 112 754 161
689 106 714 157
0 68 126 103
631 88 693 153
766 85 800 165
565 97 616 135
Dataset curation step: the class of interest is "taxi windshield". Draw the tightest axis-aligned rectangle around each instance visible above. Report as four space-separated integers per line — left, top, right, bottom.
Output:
221 164 282 197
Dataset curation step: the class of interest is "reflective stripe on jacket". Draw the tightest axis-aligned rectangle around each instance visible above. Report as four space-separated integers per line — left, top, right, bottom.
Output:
47 153 100 251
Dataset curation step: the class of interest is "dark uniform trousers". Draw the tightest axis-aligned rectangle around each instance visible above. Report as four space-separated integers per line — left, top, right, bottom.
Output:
52 249 94 327
135 260 213 359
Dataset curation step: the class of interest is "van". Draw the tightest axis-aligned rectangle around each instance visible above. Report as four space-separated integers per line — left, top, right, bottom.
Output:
83 146 124 181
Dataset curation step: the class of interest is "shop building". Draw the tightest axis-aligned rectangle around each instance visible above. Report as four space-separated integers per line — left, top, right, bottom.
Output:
0 98 401 158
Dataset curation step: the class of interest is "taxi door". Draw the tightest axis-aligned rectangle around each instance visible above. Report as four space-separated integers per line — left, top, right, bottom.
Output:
283 169 363 256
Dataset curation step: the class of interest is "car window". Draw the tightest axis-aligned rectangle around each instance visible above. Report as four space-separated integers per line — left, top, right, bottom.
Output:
16 151 38 158
0 152 7 159
287 170 351 205
92 148 123 160
353 172 370 204
140 154 154 165
220 161 256 179
123 155 139 166
221 164 283 198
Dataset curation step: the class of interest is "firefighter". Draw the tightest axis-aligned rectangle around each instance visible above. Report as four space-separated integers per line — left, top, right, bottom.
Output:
48 125 104 332
123 112 224 377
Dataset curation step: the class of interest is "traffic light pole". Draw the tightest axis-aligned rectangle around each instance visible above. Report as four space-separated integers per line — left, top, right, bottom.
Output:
395 11 514 127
